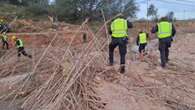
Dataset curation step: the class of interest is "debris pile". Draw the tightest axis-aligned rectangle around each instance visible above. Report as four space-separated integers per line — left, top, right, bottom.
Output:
0 19 195 110
0 19 108 110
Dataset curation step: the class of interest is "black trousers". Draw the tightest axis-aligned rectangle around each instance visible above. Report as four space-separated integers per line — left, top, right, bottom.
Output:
139 43 147 53
159 38 172 67
109 37 127 65
2 40 9 49
18 47 31 58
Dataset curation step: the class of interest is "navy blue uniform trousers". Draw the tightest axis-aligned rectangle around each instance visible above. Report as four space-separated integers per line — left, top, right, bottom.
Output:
159 37 172 67
109 37 128 65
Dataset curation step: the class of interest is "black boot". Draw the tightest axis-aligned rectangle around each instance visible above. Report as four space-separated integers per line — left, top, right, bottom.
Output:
120 65 125 73
28 55 32 59
161 63 166 68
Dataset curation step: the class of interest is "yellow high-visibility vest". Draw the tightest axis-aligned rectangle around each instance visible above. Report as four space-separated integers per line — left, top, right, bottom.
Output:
2 34 7 41
111 18 128 38
139 32 147 44
16 39 24 48
157 21 172 39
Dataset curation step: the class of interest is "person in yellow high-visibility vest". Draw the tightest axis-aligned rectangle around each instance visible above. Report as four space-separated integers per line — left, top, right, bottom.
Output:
151 17 176 68
136 31 149 61
108 15 133 73
12 36 32 59
1 32 9 49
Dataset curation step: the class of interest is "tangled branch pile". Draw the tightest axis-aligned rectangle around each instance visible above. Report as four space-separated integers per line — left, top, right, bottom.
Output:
0 19 109 110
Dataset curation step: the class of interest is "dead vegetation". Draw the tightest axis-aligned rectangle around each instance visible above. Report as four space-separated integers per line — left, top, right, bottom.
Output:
0 19 195 110
0 18 109 110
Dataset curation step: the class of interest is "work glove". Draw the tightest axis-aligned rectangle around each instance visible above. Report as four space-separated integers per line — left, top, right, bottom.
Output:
172 35 176 41
123 37 128 44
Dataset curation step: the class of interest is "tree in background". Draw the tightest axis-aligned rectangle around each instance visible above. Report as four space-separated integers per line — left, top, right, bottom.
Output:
123 0 139 18
100 0 139 19
0 0 45 6
147 4 158 21
25 0 49 17
166 11 175 22
54 0 79 21
1 0 20 5
0 0 49 18
0 0 139 22
54 0 139 21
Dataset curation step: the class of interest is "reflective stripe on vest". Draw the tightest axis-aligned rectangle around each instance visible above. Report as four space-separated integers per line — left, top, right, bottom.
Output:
157 21 172 39
139 33 147 44
111 18 128 38
17 39 24 48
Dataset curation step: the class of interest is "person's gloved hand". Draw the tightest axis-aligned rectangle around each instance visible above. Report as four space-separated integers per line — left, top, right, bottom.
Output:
172 36 176 41
126 37 129 41
123 37 128 44
171 37 173 42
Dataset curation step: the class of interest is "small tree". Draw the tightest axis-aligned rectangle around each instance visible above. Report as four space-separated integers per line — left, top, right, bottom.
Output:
101 0 139 19
147 4 158 21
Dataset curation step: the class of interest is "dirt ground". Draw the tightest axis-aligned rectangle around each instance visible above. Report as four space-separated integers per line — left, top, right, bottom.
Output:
95 32 195 110
0 21 195 110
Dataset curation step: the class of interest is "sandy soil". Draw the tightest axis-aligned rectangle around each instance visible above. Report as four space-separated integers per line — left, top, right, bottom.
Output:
96 33 195 110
